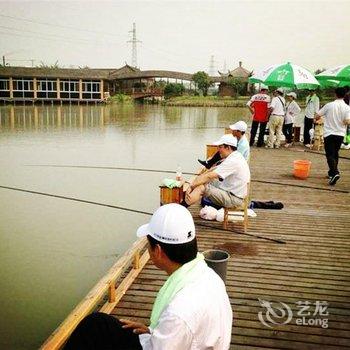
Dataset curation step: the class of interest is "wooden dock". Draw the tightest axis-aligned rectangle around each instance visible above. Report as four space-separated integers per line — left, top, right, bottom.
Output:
42 146 350 349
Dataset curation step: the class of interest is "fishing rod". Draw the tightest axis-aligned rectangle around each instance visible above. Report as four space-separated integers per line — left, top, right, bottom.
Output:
27 164 349 194
0 184 285 244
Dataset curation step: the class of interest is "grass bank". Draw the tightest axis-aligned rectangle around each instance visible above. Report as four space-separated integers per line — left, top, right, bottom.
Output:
164 96 249 107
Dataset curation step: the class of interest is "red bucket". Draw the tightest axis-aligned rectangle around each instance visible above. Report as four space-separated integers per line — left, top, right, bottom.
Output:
293 160 311 179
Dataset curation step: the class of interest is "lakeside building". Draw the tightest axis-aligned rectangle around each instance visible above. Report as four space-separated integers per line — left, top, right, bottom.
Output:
0 62 252 102
0 64 153 103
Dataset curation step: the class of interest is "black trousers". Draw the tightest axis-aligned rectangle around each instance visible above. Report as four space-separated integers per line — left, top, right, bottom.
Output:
303 117 314 145
64 313 142 350
250 121 267 147
324 135 344 177
283 123 293 144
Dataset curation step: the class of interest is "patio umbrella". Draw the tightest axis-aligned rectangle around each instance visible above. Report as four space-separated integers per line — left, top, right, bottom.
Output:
249 62 320 89
316 64 350 82
318 79 349 88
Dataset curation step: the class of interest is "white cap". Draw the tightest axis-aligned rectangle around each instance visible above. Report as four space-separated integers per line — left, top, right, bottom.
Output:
136 203 195 244
260 85 269 91
213 134 238 147
286 92 297 99
229 121 247 132
276 87 284 93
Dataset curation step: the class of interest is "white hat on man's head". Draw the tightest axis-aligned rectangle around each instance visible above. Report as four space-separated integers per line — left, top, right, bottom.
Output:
213 134 238 147
276 87 284 93
229 121 248 132
137 204 195 244
286 92 297 99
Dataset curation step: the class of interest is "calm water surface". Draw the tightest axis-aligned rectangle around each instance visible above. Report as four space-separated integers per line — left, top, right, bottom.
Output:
0 104 250 349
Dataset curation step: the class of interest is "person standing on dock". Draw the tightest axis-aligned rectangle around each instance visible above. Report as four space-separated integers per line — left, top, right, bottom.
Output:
283 92 301 147
303 89 320 147
314 87 350 186
185 135 250 208
247 86 271 147
64 204 232 350
266 88 286 149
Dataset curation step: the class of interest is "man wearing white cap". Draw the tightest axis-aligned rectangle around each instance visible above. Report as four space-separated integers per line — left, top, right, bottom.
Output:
266 88 286 148
197 120 250 169
64 204 232 350
283 92 301 147
185 134 250 208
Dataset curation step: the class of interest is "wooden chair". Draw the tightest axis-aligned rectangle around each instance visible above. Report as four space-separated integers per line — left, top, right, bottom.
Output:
223 183 250 233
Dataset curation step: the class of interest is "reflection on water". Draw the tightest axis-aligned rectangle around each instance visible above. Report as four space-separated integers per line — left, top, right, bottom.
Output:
0 104 250 132
0 104 250 349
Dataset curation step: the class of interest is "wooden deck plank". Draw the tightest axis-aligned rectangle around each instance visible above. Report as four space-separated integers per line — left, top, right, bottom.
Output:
108 147 350 349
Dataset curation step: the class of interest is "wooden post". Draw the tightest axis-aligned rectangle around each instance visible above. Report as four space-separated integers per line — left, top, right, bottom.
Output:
9 77 13 99
133 251 140 269
57 78 60 99
108 283 116 303
79 79 83 100
100 79 104 100
33 78 37 99
293 126 301 143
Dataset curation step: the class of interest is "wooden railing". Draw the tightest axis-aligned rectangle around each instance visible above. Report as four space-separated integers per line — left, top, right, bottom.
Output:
40 237 149 350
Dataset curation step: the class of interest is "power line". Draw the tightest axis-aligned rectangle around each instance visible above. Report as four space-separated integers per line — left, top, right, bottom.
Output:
0 13 126 40
0 24 121 46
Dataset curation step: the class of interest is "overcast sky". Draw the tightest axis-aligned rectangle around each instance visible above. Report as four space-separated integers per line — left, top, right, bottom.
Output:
0 0 349 74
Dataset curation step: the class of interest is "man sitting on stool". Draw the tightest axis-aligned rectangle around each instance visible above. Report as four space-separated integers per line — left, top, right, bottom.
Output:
198 121 250 169
184 134 250 208
64 204 232 350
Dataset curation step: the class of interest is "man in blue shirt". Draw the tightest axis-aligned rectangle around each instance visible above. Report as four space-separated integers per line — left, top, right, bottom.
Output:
198 120 250 168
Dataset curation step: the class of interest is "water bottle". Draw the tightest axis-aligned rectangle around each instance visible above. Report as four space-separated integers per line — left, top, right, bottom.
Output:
176 166 182 181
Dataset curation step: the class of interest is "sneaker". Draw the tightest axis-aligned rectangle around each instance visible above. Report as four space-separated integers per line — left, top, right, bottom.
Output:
284 143 292 148
265 145 274 149
197 159 209 169
341 143 350 150
305 144 311 148
329 174 340 186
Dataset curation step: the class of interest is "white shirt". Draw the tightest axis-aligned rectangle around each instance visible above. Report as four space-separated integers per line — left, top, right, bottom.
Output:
270 96 286 116
285 100 301 124
213 150 250 198
305 94 320 119
237 135 250 160
139 261 232 350
246 93 271 106
318 99 350 138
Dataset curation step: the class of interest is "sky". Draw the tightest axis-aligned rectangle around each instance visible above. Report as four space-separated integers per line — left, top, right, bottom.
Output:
0 0 349 74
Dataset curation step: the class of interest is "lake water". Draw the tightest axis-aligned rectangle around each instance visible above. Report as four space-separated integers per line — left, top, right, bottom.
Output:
0 103 250 349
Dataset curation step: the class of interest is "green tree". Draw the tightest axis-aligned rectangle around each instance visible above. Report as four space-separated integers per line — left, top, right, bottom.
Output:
192 71 212 96
164 83 185 97
227 77 246 97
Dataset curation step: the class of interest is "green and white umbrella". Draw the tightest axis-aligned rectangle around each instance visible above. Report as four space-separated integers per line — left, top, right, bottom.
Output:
316 64 350 82
249 62 320 89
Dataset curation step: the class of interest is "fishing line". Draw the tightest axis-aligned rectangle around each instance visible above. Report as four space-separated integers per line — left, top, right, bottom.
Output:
26 165 349 193
304 149 350 160
0 184 285 244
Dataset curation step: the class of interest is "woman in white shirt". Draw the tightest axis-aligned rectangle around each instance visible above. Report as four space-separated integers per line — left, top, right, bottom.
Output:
283 92 301 147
